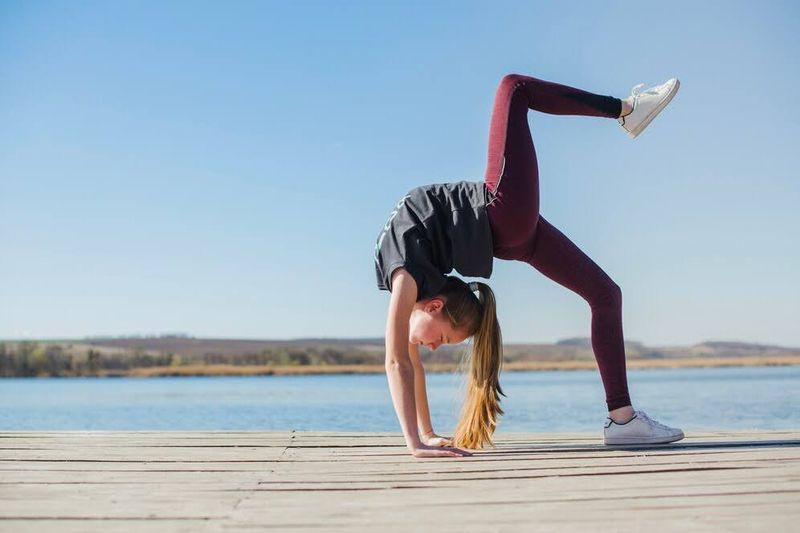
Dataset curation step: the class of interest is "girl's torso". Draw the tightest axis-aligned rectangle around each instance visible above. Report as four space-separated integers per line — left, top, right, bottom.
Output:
374 180 495 300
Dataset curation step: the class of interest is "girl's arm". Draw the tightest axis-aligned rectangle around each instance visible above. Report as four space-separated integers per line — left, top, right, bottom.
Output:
408 342 434 437
385 268 469 458
408 342 453 447
384 268 421 450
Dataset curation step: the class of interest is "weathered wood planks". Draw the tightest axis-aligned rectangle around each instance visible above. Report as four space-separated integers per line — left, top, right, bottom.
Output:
1 430 798 532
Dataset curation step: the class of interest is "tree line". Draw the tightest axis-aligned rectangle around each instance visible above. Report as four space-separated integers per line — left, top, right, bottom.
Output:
0 341 388 377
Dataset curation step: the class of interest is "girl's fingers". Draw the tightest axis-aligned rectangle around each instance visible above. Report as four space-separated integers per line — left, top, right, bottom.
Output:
413 445 472 458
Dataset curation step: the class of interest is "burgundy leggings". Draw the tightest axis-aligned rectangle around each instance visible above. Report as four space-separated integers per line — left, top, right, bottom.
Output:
484 74 631 411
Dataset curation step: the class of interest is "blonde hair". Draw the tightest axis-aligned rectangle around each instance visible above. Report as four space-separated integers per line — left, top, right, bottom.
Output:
436 276 504 449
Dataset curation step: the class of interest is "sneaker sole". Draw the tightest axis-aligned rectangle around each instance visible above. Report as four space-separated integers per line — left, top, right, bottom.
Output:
604 432 685 445
627 78 680 139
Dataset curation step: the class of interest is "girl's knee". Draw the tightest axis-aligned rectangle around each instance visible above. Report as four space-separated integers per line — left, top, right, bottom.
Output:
593 282 622 308
499 73 526 89
500 73 524 85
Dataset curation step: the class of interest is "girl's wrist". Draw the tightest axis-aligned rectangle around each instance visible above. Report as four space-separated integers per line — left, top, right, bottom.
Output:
420 429 436 439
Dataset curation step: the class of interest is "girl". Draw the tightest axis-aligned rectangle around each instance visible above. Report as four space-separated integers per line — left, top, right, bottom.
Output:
374 73 683 458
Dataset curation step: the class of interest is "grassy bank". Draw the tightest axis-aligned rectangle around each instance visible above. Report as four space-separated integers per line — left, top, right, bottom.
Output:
4 337 799 378
102 355 800 377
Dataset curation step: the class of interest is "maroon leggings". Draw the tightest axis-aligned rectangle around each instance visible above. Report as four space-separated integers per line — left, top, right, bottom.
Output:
484 74 631 411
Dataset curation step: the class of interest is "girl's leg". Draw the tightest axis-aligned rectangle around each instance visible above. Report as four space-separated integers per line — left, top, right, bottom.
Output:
519 216 631 411
483 74 630 411
484 74 621 259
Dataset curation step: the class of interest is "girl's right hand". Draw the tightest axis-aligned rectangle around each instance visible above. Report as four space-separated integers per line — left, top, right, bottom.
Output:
412 444 472 458
421 433 454 448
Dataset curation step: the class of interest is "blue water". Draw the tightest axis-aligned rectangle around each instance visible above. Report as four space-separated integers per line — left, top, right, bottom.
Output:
1 366 798 432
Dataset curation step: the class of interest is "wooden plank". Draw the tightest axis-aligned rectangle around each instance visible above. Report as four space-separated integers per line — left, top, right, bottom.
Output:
0 430 798 532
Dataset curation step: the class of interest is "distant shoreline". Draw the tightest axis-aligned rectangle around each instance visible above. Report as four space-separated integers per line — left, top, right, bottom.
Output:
49 355 800 378
5 337 799 378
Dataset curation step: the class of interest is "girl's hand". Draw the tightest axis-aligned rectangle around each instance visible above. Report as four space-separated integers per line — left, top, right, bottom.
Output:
412 444 472 458
421 432 454 447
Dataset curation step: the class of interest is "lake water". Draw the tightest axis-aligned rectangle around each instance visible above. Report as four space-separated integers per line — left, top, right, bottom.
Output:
1 366 798 433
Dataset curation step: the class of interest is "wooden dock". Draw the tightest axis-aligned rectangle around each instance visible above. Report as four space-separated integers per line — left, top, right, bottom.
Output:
1 430 798 532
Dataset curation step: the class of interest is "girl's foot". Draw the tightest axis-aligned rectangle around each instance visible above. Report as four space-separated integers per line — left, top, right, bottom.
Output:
618 78 680 139
603 409 684 445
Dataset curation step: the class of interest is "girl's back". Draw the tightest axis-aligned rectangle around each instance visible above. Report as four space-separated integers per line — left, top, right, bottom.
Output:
374 180 494 301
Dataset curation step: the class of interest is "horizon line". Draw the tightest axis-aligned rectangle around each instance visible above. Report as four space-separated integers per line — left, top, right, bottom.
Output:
1 335 797 350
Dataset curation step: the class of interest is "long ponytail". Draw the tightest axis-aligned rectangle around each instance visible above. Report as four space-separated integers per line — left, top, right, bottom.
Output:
437 277 504 449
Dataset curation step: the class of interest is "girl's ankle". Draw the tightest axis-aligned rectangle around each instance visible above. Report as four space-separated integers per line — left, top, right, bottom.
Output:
619 98 633 118
609 405 635 423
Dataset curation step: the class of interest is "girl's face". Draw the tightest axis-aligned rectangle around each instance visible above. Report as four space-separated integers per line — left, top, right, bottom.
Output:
408 298 470 351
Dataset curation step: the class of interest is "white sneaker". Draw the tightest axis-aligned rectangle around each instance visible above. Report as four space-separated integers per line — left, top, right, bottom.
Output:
603 410 684 445
618 78 680 139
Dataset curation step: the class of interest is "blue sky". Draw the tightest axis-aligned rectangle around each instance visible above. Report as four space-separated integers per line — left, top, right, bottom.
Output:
1 1 798 346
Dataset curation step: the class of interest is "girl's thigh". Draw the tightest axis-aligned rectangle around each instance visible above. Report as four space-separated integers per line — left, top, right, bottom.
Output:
485 87 541 259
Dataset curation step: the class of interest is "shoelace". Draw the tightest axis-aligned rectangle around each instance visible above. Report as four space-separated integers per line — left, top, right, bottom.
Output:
632 82 666 100
636 410 672 431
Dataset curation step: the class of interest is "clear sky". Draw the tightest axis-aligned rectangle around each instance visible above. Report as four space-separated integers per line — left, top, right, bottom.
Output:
1 1 798 346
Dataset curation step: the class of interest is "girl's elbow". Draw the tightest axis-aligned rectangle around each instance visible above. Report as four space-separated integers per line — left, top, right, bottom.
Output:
385 358 412 373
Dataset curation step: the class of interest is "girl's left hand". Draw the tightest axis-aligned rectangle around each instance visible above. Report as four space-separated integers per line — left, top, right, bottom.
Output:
421 432 454 447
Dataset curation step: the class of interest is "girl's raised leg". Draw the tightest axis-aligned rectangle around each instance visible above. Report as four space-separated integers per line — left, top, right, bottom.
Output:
484 74 622 259
482 74 631 412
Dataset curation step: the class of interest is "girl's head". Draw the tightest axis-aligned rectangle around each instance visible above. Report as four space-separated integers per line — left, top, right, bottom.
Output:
409 275 504 449
408 278 478 350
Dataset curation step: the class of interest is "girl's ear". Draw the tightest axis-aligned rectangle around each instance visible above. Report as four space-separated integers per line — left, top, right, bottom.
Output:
423 298 443 314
